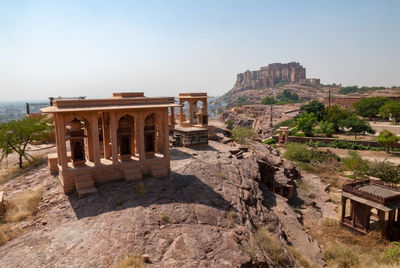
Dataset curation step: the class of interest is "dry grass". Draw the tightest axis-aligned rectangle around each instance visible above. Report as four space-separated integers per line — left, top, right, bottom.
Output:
225 210 238 226
288 245 314 268
0 188 42 246
135 182 147 198
112 253 145 268
310 219 399 268
0 155 47 185
5 189 42 222
256 227 291 267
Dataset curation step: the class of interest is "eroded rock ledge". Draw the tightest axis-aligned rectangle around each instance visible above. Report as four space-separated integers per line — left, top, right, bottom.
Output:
0 140 323 267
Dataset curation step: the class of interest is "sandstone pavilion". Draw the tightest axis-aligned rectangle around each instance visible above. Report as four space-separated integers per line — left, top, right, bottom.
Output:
42 92 212 197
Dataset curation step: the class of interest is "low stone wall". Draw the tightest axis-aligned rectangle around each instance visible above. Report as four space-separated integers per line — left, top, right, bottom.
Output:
272 135 400 148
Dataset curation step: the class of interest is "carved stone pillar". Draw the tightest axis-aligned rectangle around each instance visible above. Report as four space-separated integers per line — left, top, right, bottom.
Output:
110 112 118 165
138 111 145 162
57 113 68 170
90 113 100 167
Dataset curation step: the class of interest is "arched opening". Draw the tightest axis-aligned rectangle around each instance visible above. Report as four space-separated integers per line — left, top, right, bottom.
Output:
117 115 135 161
182 101 189 123
195 100 208 126
67 117 88 167
144 113 156 158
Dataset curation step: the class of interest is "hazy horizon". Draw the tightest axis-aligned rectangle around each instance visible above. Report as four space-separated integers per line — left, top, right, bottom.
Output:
1 0 400 101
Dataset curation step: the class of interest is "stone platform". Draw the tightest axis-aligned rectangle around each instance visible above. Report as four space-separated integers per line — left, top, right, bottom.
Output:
172 126 208 147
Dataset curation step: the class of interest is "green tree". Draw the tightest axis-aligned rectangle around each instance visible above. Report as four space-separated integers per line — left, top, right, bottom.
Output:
377 130 399 153
296 112 317 137
300 100 325 120
261 97 276 105
0 115 53 168
342 116 375 138
354 97 390 119
319 121 335 137
276 90 300 103
379 100 400 124
323 105 351 131
231 127 258 145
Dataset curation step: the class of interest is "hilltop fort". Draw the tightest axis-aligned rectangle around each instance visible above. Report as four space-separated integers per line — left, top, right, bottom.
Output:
232 62 307 93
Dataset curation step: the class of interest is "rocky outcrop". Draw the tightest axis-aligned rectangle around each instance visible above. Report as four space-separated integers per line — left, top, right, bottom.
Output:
232 62 306 94
0 141 322 267
221 104 301 138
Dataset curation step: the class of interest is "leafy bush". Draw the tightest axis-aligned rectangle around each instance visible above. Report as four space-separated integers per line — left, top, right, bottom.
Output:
225 120 234 130
261 96 276 105
366 161 400 183
342 151 369 178
284 143 312 163
319 121 335 137
381 243 400 265
263 138 276 145
296 112 317 136
293 132 306 137
231 127 258 144
306 139 386 151
276 90 300 103
310 149 341 164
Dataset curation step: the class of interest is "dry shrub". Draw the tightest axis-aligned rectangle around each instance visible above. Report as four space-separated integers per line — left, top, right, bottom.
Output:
112 253 145 268
315 219 387 250
288 246 314 268
5 189 42 222
256 227 291 266
311 219 392 268
324 243 359 268
0 224 22 246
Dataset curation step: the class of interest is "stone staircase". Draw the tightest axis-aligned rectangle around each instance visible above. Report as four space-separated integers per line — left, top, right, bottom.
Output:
123 167 142 181
75 174 97 198
150 164 169 178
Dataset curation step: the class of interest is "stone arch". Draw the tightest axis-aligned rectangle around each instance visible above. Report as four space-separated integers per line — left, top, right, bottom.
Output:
144 113 160 158
66 117 89 166
117 114 136 160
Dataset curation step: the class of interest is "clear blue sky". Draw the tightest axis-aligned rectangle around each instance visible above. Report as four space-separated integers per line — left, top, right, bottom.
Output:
1 0 399 101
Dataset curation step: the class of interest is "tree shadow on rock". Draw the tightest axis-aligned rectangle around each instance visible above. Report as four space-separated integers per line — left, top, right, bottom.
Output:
69 171 234 219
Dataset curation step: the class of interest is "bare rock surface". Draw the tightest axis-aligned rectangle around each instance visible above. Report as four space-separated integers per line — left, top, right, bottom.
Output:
0 141 324 267
221 104 301 138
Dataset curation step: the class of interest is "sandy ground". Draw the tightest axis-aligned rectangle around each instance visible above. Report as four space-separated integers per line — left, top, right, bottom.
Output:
318 147 400 165
0 144 56 173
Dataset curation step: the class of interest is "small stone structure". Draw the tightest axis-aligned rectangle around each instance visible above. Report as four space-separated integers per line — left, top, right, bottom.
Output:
173 93 211 147
41 92 178 197
341 180 400 240
277 127 289 146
